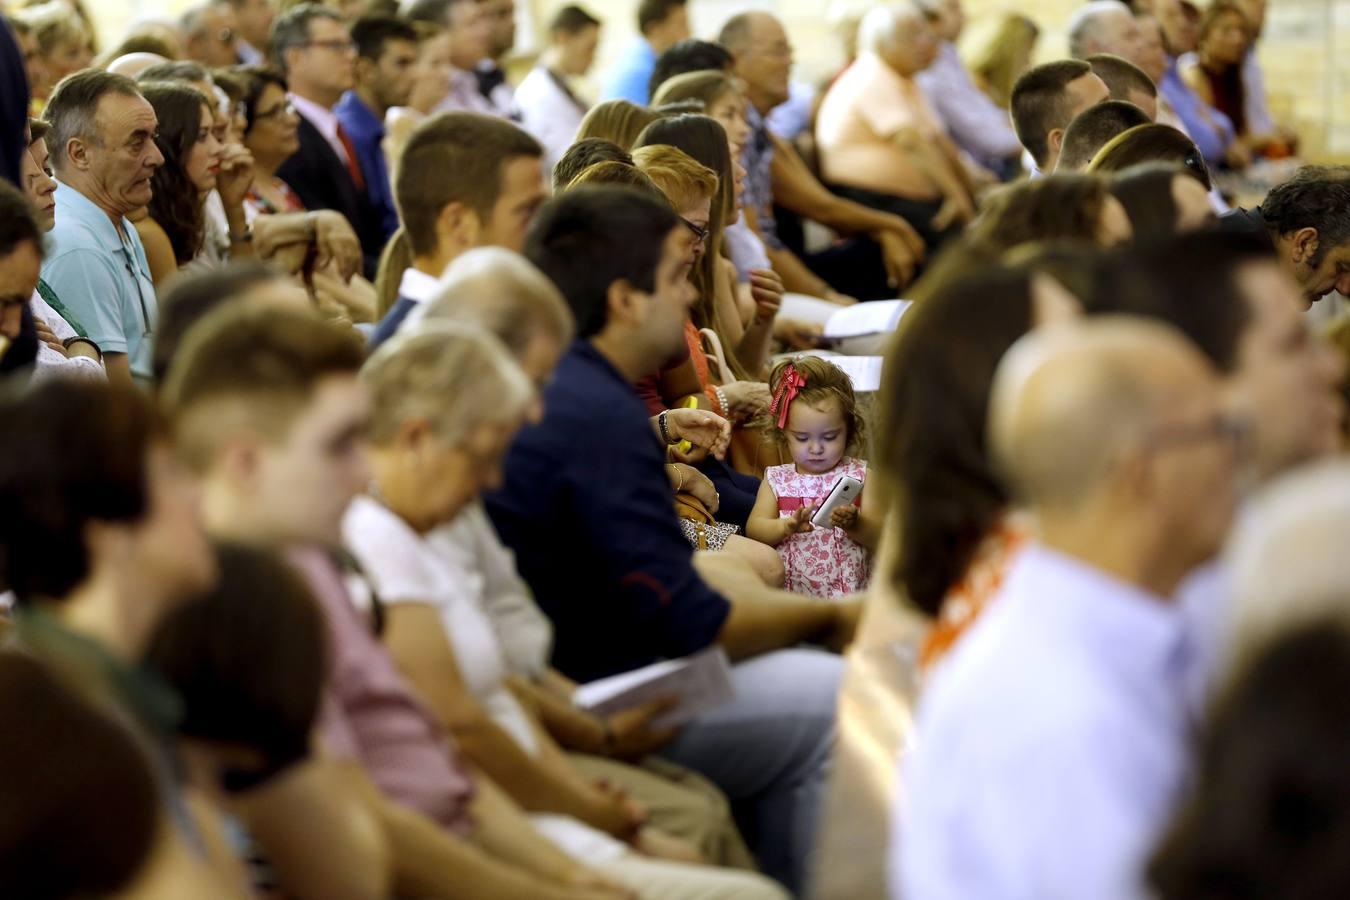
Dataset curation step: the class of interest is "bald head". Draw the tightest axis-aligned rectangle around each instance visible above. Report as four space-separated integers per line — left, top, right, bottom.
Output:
717 11 776 55
106 52 170 78
990 317 1218 510
719 11 792 112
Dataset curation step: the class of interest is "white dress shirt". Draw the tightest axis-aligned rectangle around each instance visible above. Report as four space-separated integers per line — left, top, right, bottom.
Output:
894 544 1193 900
290 92 351 166
514 65 587 171
433 67 509 118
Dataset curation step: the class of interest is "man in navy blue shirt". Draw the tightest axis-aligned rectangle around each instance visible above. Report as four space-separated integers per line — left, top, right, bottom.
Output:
487 185 855 894
335 16 418 241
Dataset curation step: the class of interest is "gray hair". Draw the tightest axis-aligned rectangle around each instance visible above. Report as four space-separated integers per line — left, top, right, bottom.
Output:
361 321 536 447
857 3 926 56
415 248 575 357
1225 461 1350 675
1067 0 1131 59
269 2 344 69
42 70 144 171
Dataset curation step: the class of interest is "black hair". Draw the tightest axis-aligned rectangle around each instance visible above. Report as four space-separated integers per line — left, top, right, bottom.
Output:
1057 99 1152 172
1086 231 1275 372
637 0 686 35
550 4 601 35
648 38 732 101
1260 166 1350 268
524 186 679 338
552 137 632 192
350 14 417 60
1010 58 1095 168
0 176 43 260
153 260 282 383
0 653 160 899
0 379 158 600
146 541 329 793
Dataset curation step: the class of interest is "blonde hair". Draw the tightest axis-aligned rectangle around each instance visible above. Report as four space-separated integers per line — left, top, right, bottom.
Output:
18 1 88 56
420 247 575 357
762 356 866 453
960 12 1039 109
362 322 535 446
575 100 665 150
649 70 740 111
631 144 718 216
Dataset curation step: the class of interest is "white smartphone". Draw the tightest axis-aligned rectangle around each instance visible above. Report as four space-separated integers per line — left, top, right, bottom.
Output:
811 475 864 529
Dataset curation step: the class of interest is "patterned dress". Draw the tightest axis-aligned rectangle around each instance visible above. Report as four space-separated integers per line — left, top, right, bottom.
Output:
765 457 871 599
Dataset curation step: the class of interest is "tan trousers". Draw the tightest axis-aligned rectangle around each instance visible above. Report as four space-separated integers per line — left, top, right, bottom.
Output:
595 855 787 900
567 754 759 871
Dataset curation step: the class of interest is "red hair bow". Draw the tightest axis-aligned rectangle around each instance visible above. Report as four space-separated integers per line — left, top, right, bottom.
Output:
770 363 808 428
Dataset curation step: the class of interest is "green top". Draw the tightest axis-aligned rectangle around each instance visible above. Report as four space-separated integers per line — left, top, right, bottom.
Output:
11 605 182 740
35 277 89 339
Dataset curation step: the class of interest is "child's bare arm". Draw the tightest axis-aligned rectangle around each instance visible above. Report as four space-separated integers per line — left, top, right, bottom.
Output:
746 479 809 547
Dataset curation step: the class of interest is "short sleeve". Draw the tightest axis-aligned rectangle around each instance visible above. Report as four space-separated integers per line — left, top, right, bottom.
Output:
342 497 441 606
40 249 131 355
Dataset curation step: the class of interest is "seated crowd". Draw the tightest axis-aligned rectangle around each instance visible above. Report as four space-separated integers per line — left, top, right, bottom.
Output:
1 1 1349 899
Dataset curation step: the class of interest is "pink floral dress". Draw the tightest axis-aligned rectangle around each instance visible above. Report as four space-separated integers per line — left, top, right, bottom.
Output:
765 457 871 599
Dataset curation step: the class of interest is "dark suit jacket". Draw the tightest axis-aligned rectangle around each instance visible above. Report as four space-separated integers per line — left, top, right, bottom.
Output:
276 114 385 279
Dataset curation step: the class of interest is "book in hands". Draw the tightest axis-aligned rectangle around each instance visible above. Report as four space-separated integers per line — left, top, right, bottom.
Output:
572 647 735 729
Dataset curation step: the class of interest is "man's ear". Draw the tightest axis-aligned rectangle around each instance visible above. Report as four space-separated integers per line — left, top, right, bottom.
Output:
605 277 642 329
1290 227 1320 265
218 431 266 494
434 201 482 262
1046 128 1066 163
65 136 90 172
354 55 376 86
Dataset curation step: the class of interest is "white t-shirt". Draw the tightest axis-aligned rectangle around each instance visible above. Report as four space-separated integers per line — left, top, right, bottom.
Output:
30 288 105 382
342 494 626 863
343 494 540 754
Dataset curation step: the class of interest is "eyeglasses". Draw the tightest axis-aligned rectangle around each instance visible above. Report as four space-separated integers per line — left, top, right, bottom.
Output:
254 101 296 121
302 38 356 53
681 217 710 246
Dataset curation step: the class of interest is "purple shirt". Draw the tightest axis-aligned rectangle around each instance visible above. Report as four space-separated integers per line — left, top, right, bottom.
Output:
915 43 1021 167
289 545 475 834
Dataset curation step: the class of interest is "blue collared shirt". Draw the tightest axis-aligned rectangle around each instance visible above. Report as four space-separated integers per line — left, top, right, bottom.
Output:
335 91 398 239
485 341 732 683
1159 58 1236 166
915 43 1021 167
41 181 158 382
742 104 782 251
602 39 656 104
895 544 1193 900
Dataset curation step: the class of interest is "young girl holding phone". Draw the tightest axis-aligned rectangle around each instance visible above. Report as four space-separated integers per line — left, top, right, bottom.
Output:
747 357 879 597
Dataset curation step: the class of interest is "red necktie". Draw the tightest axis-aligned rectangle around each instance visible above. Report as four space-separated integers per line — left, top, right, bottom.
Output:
336 122 366 192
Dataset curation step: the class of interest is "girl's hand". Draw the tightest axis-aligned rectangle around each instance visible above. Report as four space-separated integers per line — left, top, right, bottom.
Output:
748 268 784 323
831 505 859 531
781 506 814 540
215 142 256 210
665 407 731 459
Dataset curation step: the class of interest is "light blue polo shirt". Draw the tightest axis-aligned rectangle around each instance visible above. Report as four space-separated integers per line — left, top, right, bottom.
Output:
41 181 158 382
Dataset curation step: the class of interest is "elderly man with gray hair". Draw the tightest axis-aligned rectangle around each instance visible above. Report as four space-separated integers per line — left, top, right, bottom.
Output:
1069 0 1148 66
815 1 977 249
40 69 164 386
896 317 1245 900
